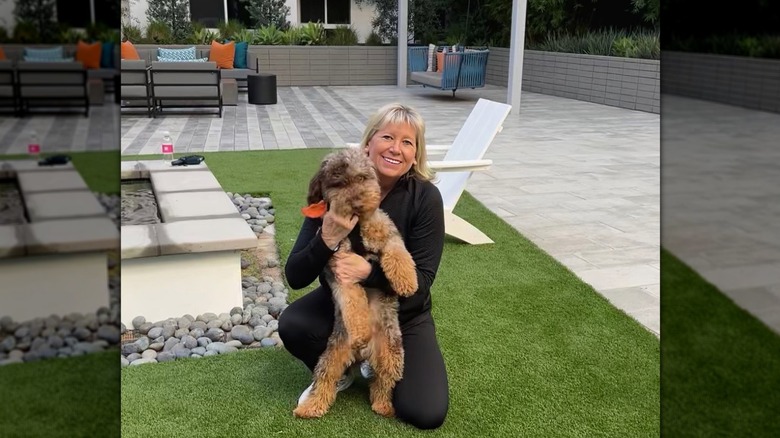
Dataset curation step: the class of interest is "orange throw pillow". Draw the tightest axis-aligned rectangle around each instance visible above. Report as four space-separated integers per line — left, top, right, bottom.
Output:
436 52 444 72
209 40 235 69
0 47 6 60
121 40 141 60
76 40 101 69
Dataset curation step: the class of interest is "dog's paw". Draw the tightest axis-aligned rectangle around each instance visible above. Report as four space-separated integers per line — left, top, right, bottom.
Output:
390 276 418 297
293 403 328 419
371 400 395 418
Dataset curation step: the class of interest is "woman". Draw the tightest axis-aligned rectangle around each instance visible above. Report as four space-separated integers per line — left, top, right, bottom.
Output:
278 103 448 430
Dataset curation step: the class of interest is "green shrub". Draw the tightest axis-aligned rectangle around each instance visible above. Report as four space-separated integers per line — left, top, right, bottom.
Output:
282 26 303 45
59 28 86 44
217 21 244 40
300 22 325 45
327 25 358 46
13 21 40 43
612 36 638 58
255 24 285 45
122 24 143 42
145 21 173 44
0 27 9 43
365 31 383 46
234 29 256 43
528 28 659 59
667 34 780 59
190 27 219 45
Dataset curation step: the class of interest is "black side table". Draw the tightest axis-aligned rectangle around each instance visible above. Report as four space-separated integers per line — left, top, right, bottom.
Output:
248 73 277 105
114 74 120 104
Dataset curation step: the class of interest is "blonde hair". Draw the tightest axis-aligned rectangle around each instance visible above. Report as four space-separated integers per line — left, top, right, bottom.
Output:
359 103 434 181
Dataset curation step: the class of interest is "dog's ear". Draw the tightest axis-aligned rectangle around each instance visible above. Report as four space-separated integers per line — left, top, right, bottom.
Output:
306 164 325 205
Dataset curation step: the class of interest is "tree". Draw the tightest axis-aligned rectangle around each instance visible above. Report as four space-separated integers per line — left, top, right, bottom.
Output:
13 0 57 42
146 0 192 42
240 0 290 30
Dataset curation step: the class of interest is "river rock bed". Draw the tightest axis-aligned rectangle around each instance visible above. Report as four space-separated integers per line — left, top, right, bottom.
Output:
120 193 286 367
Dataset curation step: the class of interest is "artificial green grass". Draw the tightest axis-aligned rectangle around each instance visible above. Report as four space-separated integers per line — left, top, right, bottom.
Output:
0 351 120 437
122 150 660 436
661 249 780 436
1 151 120 194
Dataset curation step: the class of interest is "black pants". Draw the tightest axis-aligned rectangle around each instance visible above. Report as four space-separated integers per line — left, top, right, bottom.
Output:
278 286 449 430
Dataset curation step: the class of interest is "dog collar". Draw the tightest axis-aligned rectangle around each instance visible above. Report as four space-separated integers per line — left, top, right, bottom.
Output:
302 200 326 218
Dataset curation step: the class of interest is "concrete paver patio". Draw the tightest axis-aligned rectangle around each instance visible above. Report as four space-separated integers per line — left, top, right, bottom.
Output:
663 94 780 336
120 84 660 337
0 97 120 154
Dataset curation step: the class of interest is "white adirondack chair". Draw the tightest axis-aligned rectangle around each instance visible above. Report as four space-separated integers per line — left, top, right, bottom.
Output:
347 98 512 245
427 98 511 244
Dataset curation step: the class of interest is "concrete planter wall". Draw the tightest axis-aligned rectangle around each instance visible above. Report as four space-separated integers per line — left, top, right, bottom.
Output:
662 51 780 113
487 48 659 114
250 45 397 86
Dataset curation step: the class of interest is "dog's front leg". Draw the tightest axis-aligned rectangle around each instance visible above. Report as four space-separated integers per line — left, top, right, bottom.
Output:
360 215 418 297
379 242 418 297
332 281 372 349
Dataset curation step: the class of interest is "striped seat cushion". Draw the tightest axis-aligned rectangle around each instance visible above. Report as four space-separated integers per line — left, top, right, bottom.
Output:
23 56 75 62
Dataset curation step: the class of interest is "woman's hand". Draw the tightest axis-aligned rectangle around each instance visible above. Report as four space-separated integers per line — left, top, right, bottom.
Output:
320 200 359 250
332 252 372 284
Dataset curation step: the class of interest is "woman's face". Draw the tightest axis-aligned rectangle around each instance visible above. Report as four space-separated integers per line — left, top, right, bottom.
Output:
365 122 417 185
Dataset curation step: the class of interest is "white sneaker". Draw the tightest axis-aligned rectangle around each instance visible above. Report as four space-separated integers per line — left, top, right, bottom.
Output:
359 360 375 380
297 371 355 406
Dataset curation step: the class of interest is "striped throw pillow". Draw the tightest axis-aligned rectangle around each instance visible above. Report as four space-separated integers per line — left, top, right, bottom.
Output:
24 46 65 60
157 47 196 61
157 57 208 62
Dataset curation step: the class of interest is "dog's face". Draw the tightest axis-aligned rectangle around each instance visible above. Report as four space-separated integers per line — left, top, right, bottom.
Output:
307 148 382 219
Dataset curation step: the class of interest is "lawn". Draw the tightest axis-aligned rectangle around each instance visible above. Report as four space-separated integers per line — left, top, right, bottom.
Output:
120 150 660 437
661 248 780 436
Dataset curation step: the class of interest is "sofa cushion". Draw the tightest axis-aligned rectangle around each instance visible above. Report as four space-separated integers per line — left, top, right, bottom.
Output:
157 46 196 61
209 40 234 69
101 42 115 68
157 57 208 62
24 46 64 60
121 41 141 60
409 71 443 88
23 56 75 62
232 41 248 69
76 41 102 69
219 68 251 80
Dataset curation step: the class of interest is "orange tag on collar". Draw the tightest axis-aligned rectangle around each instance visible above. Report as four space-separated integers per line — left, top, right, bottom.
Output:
302 200 327 218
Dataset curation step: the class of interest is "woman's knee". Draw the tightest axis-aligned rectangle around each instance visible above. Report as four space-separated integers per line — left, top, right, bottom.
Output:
395 399 448 430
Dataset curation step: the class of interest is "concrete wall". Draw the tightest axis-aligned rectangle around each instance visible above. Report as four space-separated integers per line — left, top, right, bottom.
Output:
487 48 660 114
662 51 780 113
252 45 396 86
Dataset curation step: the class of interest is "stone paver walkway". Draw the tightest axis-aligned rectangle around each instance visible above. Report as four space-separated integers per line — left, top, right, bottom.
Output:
0 96 120 154
120 84 661 337
663 94 780 335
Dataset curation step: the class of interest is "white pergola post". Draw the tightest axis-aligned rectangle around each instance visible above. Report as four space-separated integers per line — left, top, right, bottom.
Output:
397 0 408 88
90 0 96 25
507 0 528 111
224 0 229 23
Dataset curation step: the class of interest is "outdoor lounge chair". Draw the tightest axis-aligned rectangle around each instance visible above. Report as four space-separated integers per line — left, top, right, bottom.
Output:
428 98 511 244
348 98 511 244
408 46 490 97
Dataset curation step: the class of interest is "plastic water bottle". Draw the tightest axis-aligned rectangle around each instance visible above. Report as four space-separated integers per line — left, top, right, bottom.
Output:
28 131 40 161
161 131 174 164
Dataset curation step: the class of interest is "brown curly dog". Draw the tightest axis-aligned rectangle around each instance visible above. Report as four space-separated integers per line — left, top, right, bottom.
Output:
293 147 418 419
